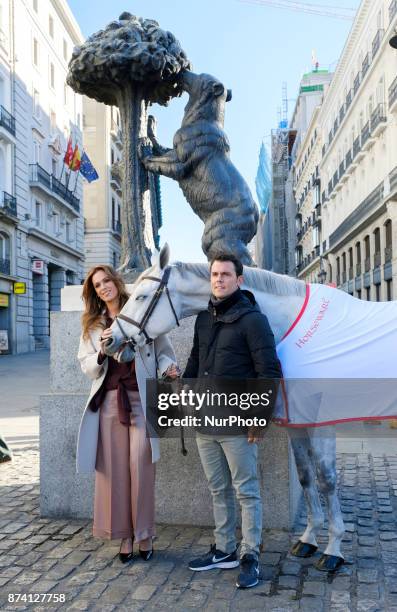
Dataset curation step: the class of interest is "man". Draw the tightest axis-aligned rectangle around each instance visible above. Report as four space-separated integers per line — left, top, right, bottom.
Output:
184 254 282 589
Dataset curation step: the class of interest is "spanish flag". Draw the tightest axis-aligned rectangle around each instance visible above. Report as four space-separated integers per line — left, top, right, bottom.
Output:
69 145 81 171
63 137 73 166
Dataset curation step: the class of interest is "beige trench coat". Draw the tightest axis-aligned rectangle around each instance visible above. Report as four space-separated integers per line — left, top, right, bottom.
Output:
76 326 176 474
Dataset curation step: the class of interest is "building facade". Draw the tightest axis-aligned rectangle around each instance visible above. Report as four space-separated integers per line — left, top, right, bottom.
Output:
0 0 85 354
319 0 397 300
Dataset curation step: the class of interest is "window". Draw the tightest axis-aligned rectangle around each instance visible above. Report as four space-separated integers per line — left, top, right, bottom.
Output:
66 221 72 242
33 38 39 67
50 62 55 89
0 230 10 261
33 0 38 12
111 197 115 229
33 89 40 119
51 158 57 176
376 284 380 302
35 201 41 227
366 287 371 300
49 15 54 38
63 39 67 61
111 148 114 165
113 251 117 268
357 289 362 300
387 280 393 301
33 139 41 164
53 212 60 235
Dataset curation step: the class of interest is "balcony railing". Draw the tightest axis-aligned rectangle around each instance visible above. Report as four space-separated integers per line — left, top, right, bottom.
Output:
346 90 352 111
365 257 371 272
353 136 361 158
389 75 397 110
371 103 387 132
29 163 80 212
362 53 370 78
353 73 361 94
0 191 17 217
390 0 397 23
385 245 393 262
0 257 10 275
356 262 361 276
372 29 384 59
361 121 371 147
374 251 381 267
0 105 16 136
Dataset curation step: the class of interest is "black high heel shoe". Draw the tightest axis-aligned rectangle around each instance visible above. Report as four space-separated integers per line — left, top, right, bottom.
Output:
119 539 134 564
139 547 154 561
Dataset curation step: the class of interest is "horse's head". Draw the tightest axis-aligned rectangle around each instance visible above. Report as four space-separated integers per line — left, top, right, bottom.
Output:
104 244 181 356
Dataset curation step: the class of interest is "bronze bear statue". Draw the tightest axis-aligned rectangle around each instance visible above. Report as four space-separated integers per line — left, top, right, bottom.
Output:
139 70 258 265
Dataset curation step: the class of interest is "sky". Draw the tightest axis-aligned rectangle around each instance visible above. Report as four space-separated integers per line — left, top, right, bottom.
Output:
68 0 360 262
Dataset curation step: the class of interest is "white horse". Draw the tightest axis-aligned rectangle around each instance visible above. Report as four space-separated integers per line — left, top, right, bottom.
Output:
104 244 389 572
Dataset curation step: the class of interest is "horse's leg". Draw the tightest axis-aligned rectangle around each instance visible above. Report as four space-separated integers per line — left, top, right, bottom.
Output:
309 426 345 571
288 428 324 557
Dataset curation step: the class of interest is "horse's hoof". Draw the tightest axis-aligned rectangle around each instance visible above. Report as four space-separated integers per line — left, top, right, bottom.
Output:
314 554 344 572
290 540 318 558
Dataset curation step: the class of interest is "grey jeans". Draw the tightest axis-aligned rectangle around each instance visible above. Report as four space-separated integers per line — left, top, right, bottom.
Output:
196 433 262 559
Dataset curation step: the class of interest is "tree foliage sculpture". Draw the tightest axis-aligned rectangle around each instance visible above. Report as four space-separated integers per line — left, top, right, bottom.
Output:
67 12 190 271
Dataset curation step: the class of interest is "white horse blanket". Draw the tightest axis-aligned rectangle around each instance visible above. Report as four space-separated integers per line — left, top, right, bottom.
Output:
274 284 397 426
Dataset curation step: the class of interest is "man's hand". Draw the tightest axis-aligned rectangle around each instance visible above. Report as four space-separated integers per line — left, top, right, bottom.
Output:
247 426 265 444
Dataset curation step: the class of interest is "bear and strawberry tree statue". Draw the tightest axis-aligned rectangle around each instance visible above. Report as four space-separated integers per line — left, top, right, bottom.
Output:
67 12 190 272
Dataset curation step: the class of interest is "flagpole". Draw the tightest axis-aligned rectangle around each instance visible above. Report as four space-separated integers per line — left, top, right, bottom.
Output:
72 166 81 196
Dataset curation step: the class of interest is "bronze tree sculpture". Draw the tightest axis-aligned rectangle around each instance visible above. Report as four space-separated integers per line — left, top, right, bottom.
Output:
67 12 190 271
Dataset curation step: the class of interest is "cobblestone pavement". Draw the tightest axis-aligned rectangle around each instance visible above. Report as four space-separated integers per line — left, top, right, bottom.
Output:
1 447 397 611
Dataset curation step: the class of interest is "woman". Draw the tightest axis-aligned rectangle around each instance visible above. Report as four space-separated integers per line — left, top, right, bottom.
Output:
77 264 179 563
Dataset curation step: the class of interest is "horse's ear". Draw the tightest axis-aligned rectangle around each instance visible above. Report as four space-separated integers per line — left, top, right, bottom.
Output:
159 243 170 270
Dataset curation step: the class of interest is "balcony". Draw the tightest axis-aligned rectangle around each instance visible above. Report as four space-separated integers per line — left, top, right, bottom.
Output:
0 191 17 221
352 135 362 164
385 245 393 263
372 29 384 59
0 105 16 142
362 53 370 79
371 103 387 136
353 73 361 95
361 121 374 151
345 90 352 111
389 75 397 113
390 0 397 23
29 163 80 213
0 257 10 275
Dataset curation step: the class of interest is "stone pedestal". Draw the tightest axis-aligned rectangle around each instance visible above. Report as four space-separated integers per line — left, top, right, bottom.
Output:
40 305 301 529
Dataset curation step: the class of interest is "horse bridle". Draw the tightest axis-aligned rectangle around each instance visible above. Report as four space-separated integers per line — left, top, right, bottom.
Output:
113 266 180 348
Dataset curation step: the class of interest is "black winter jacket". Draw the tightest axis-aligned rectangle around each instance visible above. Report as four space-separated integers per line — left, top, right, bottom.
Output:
183 288 282 380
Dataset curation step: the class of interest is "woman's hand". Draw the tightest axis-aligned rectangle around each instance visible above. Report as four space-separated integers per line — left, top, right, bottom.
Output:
163 364 181 380
99 327 113 354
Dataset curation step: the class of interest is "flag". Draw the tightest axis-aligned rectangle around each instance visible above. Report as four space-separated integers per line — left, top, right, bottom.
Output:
80 151 99 183
69 145 81 171
63 137 73 166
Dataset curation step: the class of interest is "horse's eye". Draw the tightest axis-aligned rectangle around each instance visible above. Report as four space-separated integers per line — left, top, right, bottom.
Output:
136 295 146 301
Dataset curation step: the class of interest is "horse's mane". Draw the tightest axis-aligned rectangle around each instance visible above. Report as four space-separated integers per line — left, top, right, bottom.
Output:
174 262 306 297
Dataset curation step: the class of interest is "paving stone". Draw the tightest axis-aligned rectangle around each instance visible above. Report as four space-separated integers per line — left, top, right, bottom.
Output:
357 569 378 583
278 575 299 589
281 561 301 576
130 584 158 601
302 581 325 596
